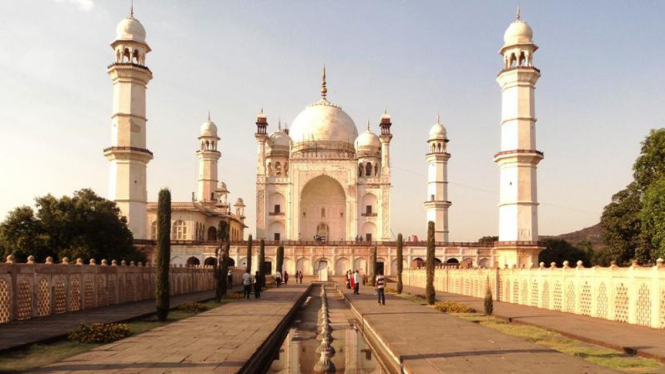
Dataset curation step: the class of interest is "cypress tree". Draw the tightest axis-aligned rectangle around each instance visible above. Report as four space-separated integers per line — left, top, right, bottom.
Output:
155 189 171 322
484 276 494 317
370 246 377 287
426 221 436 305
258 239 266 287
214 221 229 302
396 233 404 294
276 245 284 276
246 234 253 274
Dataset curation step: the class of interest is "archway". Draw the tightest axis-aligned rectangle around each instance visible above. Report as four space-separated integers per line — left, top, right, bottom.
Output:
186 257 200 266
300 175 346 241
353 258 367 274
228 258 236 267
335 257 349 276
207 226 217 241
203 257 215 266
446 258 459 264
296 258 311 275
411 257 425 268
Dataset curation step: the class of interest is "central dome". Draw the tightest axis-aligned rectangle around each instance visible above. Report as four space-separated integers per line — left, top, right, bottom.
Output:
289 100 358 145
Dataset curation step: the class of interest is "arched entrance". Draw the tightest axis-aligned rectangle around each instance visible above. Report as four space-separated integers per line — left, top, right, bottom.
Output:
186 257 200 266
296 258 311 275
411 257 425 268
300 175 346 241
446 258 459 264
335 257 349 276
353 258 367 274
203 257 215 266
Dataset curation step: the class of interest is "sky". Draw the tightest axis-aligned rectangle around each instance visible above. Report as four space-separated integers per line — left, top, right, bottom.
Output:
0 0 663 242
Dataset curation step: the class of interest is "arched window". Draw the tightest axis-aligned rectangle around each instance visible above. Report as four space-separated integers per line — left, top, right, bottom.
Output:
267 162 272 176
150 221 157 240
365 162 372 176
519 51 526 67
172 220 188 240
358 164 363 177
275 161 282 176
123 48 130 63
321 207 325 218
132 49 140 64
207 226 217 241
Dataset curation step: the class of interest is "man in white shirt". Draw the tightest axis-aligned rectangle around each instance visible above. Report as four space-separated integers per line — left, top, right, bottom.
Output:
353 270 360 294
242 270 251 299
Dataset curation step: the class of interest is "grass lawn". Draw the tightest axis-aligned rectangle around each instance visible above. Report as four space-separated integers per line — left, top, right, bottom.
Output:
389 290 664 374
0 299 229 373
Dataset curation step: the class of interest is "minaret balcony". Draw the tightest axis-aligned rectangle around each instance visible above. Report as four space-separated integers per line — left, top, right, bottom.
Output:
107 62 152 73
360 212 377 217
423 200 452 208
103 146 153 162
493 149 544 163
497 65 540 76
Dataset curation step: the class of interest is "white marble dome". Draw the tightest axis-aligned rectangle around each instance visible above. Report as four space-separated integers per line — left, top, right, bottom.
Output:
503 20 533 46
200 120 218 137
429 122 447 140
269 130 291 147
355 128 380 150
289 100 358 145
115 17 146 43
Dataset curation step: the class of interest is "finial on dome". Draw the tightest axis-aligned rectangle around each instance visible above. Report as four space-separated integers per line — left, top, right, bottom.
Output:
207 111 211 122
384 107 388 115
130 0 134 18
516 5 521 21
367 120 370 131
278 117 282 131
260 107 264 114
436 113 441 124
321 65 328 100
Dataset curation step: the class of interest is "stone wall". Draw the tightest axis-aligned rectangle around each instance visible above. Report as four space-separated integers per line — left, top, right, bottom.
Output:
402 259 665 329
0 256 216 324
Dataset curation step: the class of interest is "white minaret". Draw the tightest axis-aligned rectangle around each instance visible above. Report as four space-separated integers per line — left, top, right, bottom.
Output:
255 110 268 239
104 8 153 240
196 114 221 203
424 115 451 242
494 8 544 267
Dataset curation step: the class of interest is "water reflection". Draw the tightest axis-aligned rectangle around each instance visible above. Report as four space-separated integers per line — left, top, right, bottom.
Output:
269 287 383 373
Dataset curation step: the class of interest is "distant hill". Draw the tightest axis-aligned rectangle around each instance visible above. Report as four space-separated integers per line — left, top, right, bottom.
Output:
543 223 605 250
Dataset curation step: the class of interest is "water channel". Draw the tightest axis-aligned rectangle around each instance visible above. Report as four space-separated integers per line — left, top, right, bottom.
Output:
266 284 388 373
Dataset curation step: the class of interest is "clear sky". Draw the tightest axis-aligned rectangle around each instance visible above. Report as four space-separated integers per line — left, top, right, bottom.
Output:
0 0 663 241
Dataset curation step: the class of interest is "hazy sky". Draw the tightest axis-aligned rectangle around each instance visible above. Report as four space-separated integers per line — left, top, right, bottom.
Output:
0 1 663 241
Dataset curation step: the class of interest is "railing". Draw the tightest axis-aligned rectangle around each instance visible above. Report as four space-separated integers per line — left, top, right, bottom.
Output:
291 140 356 154
268 212 285 216
360 213 377 217
103 146 154 157
138 239 543 248
493 149 544 159
107 62 152 73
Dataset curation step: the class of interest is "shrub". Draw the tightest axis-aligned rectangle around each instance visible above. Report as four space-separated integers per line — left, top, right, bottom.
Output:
484 280 494 316
177 302 208 313
433 301 475 313
156 188 171 322
68 323 131 344
223 293 244 300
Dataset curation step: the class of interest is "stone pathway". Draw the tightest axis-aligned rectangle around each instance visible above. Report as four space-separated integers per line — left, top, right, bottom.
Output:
0 288 244 353
339 284 617 373
33 284 309 373
401 284 665 363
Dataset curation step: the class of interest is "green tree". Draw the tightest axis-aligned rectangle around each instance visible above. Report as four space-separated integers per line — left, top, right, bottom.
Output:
214 221 230 302
641 178 665 261
478 236 499 244
600 185 642 266
484 278 493 317
155 189 171 322
276 245 284 275
246 234 253 273
633 129 665 192
258 239 266 287
0 189 143 263
370 246 377 287
425 221 436 305
538 238 591 267
396 233 403 294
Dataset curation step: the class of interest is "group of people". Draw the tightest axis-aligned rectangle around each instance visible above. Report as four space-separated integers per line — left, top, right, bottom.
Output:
345 270 386 305
241 269 306 298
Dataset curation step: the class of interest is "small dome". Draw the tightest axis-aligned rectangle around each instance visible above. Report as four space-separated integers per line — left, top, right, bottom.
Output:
429 122 447 140
503 20 533 46
269 130 291 148
235 198 245 206
289 100 358 145
115 17 146 43
355 128 380 150
200 119 218 137
217 182 228 193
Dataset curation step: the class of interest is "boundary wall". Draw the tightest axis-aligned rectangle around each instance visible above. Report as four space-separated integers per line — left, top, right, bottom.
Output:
0 256 219 324
403 259 665 329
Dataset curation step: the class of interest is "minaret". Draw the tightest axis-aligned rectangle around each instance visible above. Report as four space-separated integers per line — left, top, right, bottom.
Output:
494 7 544 267
424 115 451 242
104 8 153 240
196 114 221 203
255 109 268 239
379 109 393 241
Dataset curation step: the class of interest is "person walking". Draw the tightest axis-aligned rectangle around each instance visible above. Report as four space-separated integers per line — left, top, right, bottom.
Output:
284 271 289 285
346 270 351 289
376 270 386 305
300 270 304 284
227 269 233 289
242 269 251 299
275 270 282 287
254 271 262 299
350 270 356 291
353 270 360 294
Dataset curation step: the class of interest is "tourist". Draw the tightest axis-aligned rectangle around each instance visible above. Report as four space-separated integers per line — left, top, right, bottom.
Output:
242 269 251 299
254 271 262 299
275 270 282 287
227 269 233 289
298 270 304 284
362 273 367 286
353 270 360 294
284 271 289 285
350 270 356 291
345 270 351 289
376 270 386 305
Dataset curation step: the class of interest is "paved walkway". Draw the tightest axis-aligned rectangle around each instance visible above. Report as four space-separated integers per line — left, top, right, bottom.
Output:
400 284 665 362
0 288 247 353
34 284 309 374
339 284 617 373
